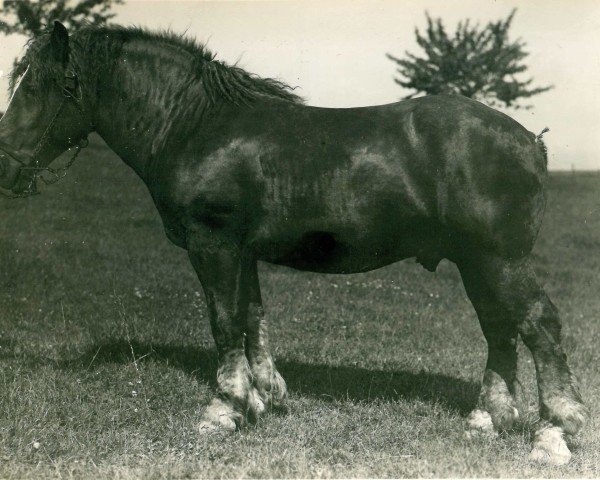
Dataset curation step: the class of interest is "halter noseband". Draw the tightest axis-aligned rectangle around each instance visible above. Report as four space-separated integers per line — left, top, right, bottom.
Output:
0 61 91 199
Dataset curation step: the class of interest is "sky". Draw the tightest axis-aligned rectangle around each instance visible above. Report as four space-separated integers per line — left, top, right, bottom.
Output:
1 0 599 170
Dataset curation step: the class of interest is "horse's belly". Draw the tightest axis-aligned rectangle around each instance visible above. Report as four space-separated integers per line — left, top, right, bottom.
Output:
255 218 447 274
266 234 409 273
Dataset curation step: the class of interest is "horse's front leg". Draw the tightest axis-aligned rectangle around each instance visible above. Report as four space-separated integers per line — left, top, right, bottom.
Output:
187 225 264 432
244 260 287 409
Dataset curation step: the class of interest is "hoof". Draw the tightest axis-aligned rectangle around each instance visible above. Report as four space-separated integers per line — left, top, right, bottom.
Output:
264 370 288 408
251 367 288 410
490 405 519 431
529 426 571 466
464 409 497 439
247 387 266 419
197 398 241 434
198 418 236 434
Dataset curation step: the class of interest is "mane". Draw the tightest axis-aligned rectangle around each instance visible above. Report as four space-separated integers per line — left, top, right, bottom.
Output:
10 25 304 106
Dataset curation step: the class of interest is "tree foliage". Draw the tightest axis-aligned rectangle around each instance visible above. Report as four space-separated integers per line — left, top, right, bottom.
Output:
387 10 551 108
0 0 122 38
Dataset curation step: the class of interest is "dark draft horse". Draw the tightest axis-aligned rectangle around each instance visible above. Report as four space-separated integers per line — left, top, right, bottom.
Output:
0 23 587 465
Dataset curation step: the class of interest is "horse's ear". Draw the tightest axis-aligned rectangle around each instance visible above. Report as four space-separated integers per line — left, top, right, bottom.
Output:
50 21 69 65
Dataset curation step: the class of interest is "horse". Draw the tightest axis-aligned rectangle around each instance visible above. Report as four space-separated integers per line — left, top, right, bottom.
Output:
0 22 587 465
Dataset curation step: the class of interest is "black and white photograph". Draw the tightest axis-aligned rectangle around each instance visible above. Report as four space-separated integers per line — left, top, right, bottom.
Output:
0 0 598 477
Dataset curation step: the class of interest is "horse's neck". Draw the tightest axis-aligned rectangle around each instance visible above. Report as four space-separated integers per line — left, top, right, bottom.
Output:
91 46 208 181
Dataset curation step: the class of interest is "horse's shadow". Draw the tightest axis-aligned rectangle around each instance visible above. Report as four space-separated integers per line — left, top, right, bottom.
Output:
62 340 479 415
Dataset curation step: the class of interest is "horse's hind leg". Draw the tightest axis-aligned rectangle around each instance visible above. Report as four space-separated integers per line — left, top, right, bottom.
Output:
244 260 287 409
458 261 520 436
458 253 587 465
187 226 265 432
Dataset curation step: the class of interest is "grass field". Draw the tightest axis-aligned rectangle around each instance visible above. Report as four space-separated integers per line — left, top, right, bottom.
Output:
0 137 599 478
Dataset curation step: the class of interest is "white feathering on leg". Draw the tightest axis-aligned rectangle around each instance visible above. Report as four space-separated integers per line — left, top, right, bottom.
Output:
464 409 497 439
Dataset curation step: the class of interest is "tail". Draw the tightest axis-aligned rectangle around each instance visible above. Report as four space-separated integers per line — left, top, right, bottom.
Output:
535 127 549 168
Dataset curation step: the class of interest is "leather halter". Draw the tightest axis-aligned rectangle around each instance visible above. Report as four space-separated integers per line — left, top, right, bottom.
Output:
0 61 91 198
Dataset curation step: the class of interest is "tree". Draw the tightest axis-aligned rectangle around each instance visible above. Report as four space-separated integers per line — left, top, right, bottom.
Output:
0 0 122 38
386 10 551 109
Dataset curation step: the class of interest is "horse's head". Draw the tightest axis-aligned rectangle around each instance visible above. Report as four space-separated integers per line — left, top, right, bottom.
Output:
0 21 93 195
